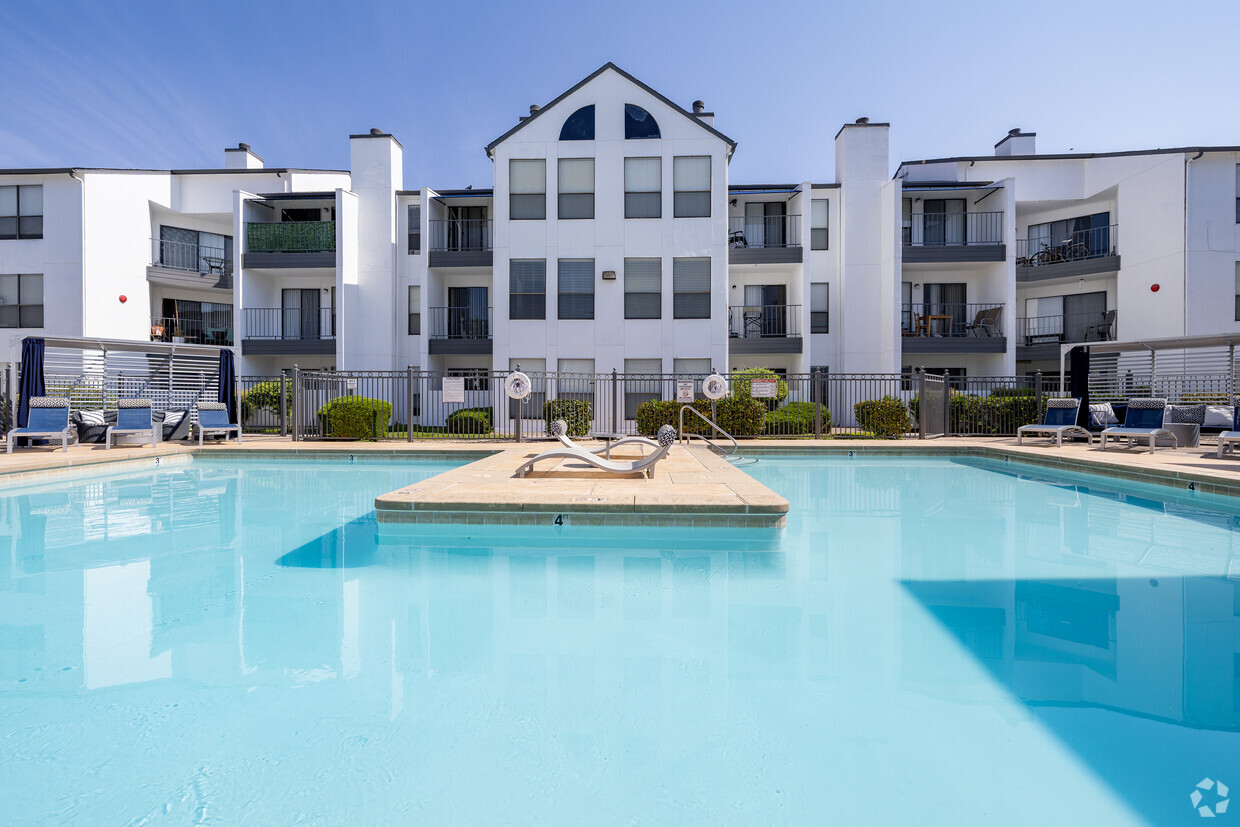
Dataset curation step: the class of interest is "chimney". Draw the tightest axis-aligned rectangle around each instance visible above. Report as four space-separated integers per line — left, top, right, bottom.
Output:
349 129 404 190
224 142 263 170
529 104 541 115
995 128 1036 156
834 118 889 183
691 100 715 127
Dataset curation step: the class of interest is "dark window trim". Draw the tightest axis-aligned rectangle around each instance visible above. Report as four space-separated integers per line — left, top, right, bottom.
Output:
408 204 421 254
510 259 547 320
0 273 44 328
673 156 711 218
0 185 43 240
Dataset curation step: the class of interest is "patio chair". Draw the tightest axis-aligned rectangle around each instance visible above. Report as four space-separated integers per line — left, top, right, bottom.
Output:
1215 407 1240 459
548 419 658 457
106 399 157 449
7 397 73 453
1016 398 1091 447
1100 398 1176 454
516 424 677 479
961 306 1002 337
196 402 241 445
1085 309 1116 341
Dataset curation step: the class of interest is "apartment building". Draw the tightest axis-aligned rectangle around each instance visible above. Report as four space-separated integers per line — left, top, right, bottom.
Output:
3 63 1239 385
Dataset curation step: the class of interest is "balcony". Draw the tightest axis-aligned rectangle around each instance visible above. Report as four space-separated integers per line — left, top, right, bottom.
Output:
147 238 232 290
240 307 335 356
1016 309 1116 361
428 219 493 268
727 304 803 354
901 211 1005 263
428 306 492 354
728 216 803 264
901 302 1007 353
1016 225 1119 282
150 315 233 346
244 221 336 269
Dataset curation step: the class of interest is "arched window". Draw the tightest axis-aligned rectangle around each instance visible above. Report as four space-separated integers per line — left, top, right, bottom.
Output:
625 104 660 140
559 105 595 141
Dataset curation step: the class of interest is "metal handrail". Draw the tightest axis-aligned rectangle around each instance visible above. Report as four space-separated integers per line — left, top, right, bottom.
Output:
678 405 738 456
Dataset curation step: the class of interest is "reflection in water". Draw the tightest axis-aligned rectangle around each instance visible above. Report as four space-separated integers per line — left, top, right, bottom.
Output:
278 514 381 569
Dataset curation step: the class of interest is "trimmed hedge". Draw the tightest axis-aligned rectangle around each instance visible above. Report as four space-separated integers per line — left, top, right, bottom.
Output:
910 391 1043 435
731 367 788 409
763 401 831 436
636 396 767 437
317 395 391 440
445 406 493 434
543 398 592 437
240 379 291 424
854 396 910 438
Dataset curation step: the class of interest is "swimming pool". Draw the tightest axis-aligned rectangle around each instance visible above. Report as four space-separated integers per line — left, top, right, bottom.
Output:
2 453 1238 824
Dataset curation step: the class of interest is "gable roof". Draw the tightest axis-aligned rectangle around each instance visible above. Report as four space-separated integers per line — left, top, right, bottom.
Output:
484 63 736 158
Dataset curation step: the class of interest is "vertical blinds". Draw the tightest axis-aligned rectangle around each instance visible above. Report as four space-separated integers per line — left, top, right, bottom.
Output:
558 159 594 193
509 159 546 194
624 258 661 291
673 156 710 191
510 259 546 291
672 257 710 291
811 199 829 228
811 283 828 312
624 158 661 192
557 259 594 292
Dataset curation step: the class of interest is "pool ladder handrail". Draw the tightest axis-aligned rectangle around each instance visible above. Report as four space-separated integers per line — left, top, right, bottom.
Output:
678 406 739 457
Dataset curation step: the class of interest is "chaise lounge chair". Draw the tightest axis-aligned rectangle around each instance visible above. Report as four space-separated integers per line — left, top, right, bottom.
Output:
1100 397 1176 454
1216 407 1240 459
517 424 677 479
196 402 241 445
106 399 157 449
548 418 658 457
7 397 73 453
1016 397 1092 447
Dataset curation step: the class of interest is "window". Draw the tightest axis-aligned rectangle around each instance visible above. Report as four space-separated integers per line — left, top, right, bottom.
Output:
158 226 233 274
509 159 546 220
673 156 710 217
1235 263 1240 322
408 286 421 334
811 199 829 250
557 158 594 220
624 158 661 219
624 358 662 419
672 257 710 318
558 259 594 319
559 105 595 141
407 204 420 253
281 207 325 222
624 104 660 140
0 186 43 239
1026 212 1111 260
508 358 546 417
811 283 829 333
1236 165 1239 223
557 359 595 403
510 259 546 319
0 274 43 327
673 358 712 394
156 298 231 344
624 257 661 319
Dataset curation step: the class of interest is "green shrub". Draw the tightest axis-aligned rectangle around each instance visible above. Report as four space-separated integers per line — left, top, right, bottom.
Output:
910 390 1044 435
317 395 391 440
445 406 492 434
990 386 1035 398
543 398 592 437
730 367 788 409
764 401 831 435
635 396 767 437
240 379 291 424
854 396 910 438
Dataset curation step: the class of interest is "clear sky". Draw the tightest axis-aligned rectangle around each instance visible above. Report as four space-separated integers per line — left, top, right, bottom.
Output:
2 0 1238 186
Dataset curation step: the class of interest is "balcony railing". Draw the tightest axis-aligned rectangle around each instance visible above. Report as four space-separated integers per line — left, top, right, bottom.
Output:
246 221 336 254
902 211 1004 246
901 303 1005 337
150 315 233 346
1015 224 1118 266
728 304 802 338
1017 310 1116 345
429 219 493 252
428 306 492 339
242 307 336 340
728 215 802 249
152 238 232 275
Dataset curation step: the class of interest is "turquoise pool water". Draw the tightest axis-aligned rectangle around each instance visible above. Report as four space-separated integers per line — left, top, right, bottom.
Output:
3 454 1239 824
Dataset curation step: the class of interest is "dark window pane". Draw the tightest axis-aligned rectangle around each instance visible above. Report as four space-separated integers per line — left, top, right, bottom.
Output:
558 293 594 320
624 104 661 139
625 293 660 319
0 217 16 239
673 293 710 319
0 306 17 327
559 105 595 141
811 228 829 250
510 294 545 320
811 312 829 333
674 192 710 218
408 233 420 254
625 192 660 219
20 305 43 328
510 193 546 220
558 193 594 220
408 313 421 335
18 216 42 238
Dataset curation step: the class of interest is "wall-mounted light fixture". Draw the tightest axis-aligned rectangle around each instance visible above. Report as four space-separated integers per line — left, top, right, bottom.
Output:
601 270 616 280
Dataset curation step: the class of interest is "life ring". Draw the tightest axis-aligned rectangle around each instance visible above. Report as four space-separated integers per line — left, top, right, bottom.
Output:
702 373 728 400
504 371 532 400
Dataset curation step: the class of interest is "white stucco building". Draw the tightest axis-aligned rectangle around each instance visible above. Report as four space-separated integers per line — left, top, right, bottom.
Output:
3 63 1239 384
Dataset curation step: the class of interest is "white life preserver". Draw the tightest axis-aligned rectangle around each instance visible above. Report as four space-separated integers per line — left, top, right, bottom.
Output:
504 371 532 400
702 373 728 400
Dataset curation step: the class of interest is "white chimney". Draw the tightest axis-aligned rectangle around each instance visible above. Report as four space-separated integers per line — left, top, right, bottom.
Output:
224 142 263 169
995 128 1036 157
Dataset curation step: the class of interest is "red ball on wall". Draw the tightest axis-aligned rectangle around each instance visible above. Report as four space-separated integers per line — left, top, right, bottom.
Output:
1150 284 1160 293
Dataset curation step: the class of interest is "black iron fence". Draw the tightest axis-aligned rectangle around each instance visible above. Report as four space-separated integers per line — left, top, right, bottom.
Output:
1017 310 1116 345
902 303 1005 337
1015 224 1117 267
902 210 1004 246
727 305 802 338
428 307 492 339
428 219 493 252
242 308 336 340
727 215 802 249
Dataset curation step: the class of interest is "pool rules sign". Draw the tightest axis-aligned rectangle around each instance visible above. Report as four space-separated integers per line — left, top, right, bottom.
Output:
676 380 695 402
751 378 778 399
442 377 466 404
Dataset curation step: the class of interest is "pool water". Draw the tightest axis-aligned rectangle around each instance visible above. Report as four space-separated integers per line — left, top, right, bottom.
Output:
3 455 1240 824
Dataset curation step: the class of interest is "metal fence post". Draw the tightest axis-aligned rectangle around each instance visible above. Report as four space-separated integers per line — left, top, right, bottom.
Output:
291 365 300 442
813 369 822 439
918 367 927 439
1035 370 1043 418
612 369 619 433
279 371 288 437
407 366 415 443
941 369 952 437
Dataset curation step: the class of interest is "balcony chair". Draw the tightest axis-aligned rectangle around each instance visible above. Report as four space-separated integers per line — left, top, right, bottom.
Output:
1085 310 1116 341
7 397 74 453
960 306 1002 337
1016 398 1091 447
548 418 659 458
516 424 677 479
1100 398 1176 454
105 399 158 449
196 402 242 445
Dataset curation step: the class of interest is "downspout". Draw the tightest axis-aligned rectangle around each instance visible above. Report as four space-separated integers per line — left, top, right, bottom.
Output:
70 170 85 337
1183 152 1201 339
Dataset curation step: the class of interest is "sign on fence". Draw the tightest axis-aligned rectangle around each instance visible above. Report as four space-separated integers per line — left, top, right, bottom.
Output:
345 378 358 391
442 377 466 403
676 380 695 402
751 378 778 398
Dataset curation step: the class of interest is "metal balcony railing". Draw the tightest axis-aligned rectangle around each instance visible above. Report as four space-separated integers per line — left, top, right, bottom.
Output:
152 237 232 275
428 306 492 339
727 215 802 249
246 221 336 253
728 304 802 338
1017 309 1116 345
901 211 1004 246
150 315 233 346
1015 224 1118 266
242 307 336 340
428 219 493 252
901 303 1005 337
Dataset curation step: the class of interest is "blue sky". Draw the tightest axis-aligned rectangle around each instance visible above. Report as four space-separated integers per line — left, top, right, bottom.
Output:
2 0 1238 186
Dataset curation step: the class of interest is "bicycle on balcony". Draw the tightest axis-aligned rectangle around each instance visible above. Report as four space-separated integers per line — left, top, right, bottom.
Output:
1028 238 1091 267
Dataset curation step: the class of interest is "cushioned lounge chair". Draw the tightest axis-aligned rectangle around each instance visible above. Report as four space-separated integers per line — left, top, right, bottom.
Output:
196 402 241 445
517 424 677 479
106 399 157 449
1100 398 1176 454
1216 407 1240 459
1016 398 1092 447
7 397 73 453
548 419 658 457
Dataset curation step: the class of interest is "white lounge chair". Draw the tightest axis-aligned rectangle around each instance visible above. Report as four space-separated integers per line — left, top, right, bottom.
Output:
196 402 241 445
7 397 73 453
548 418 658 457
1100 398 1176 454
517 424 677 479
106 399 158 449
1216 406 1240 458
1016 398 1092 447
